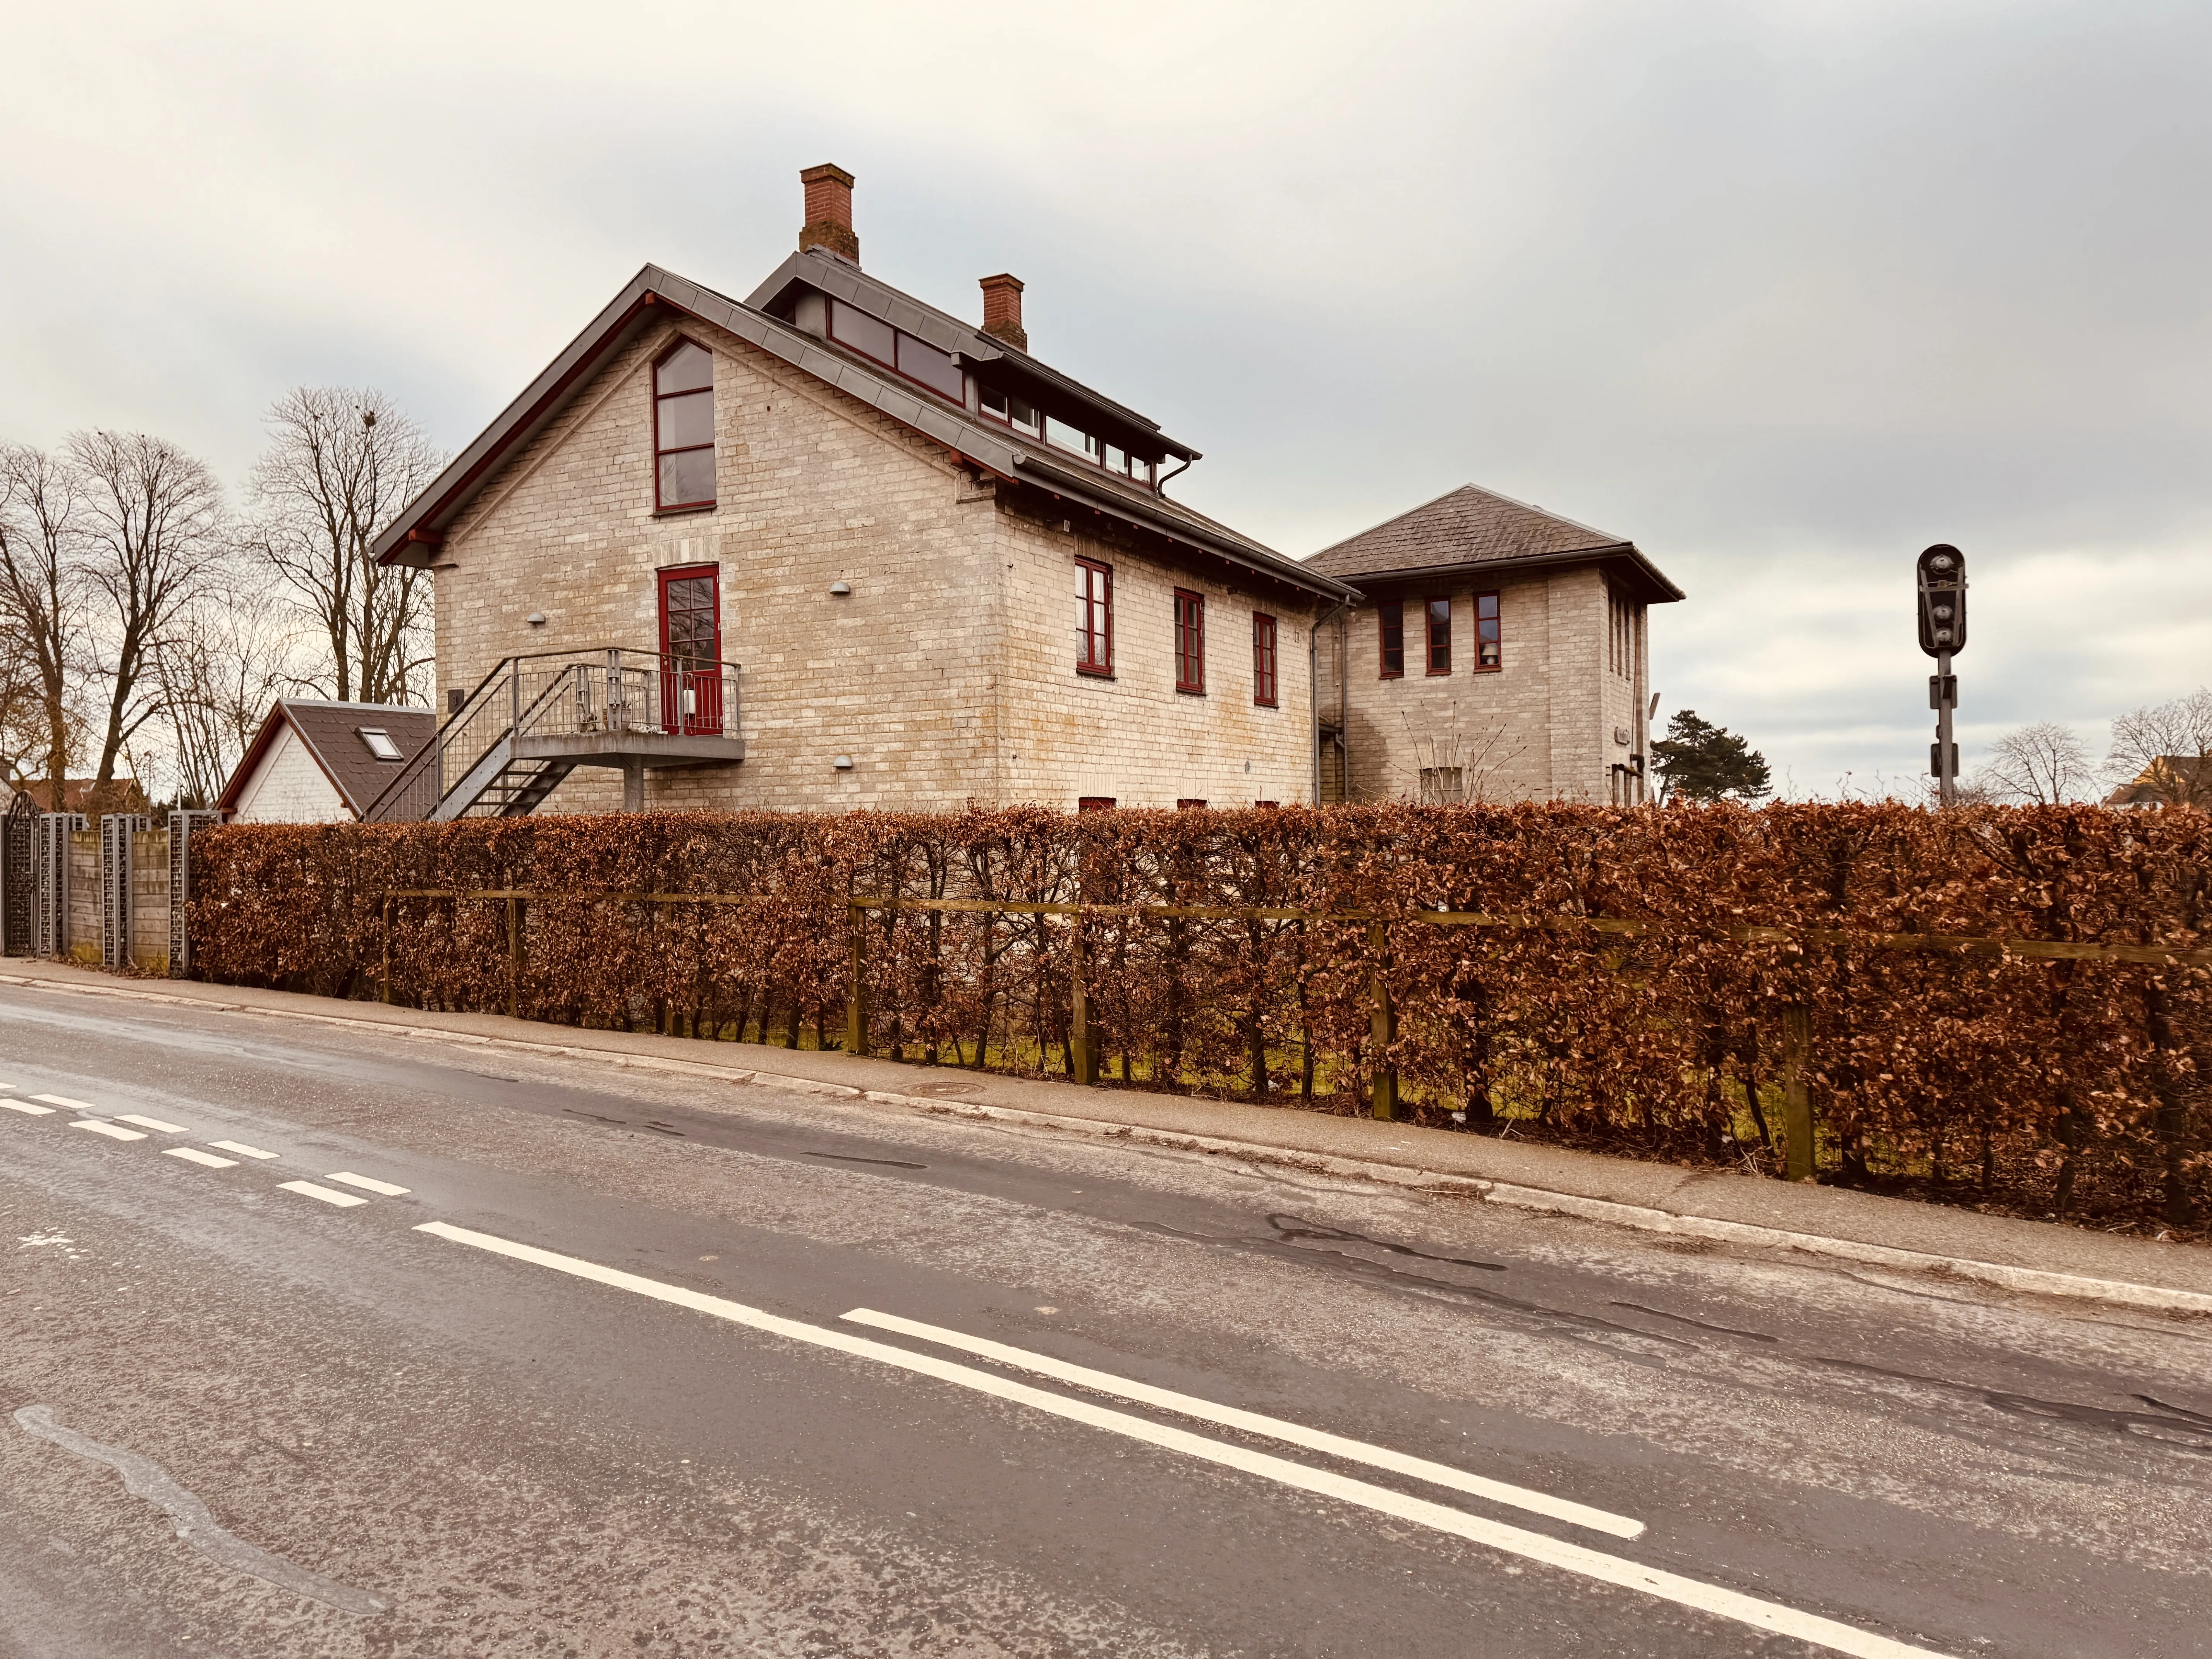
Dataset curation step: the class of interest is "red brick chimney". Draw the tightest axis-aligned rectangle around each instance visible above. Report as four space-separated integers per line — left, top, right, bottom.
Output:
799 163 859 263
979 273 1027 352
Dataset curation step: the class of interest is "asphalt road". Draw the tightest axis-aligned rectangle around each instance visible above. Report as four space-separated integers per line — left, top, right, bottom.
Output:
1 981 2206 1658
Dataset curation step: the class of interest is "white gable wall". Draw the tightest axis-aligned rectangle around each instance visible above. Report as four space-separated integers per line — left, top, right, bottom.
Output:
232 724 351 823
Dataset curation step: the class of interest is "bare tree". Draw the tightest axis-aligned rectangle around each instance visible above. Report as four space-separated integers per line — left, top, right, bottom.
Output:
0 443 88 803
1971 720 2095 804
67 429 227 788
244 388 442 707
1394 707 1525 804
149 583 304 807
2106 686 2212 808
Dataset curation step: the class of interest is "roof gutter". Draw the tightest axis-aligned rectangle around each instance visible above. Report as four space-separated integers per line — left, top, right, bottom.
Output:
1324 543 1685 605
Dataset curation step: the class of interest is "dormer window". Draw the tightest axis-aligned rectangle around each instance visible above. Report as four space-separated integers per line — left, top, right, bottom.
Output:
984 385 1156 487
981 383 1042 439
357 728 404 761
828 299 963 402
654 340 715 512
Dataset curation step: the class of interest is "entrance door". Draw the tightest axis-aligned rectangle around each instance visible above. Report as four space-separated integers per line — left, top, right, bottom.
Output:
657 565 723 735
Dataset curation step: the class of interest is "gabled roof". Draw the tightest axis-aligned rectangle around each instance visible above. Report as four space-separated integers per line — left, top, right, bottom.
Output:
371 257 1352 604
1302 483 1684 605
2104 755 2208 809
217 700 436 819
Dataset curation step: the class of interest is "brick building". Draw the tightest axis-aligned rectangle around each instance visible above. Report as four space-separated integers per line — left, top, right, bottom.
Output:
369 165 1357 819
1305 485 1683 805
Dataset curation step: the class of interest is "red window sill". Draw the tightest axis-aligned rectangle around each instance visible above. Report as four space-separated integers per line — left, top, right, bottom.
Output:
1076 664 1115 679
654 501 717 519
1253 698 1278 709
1176 685 1207 696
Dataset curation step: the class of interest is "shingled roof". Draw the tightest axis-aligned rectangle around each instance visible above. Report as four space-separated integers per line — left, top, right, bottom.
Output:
217 700 436 819
1303 484 1683 605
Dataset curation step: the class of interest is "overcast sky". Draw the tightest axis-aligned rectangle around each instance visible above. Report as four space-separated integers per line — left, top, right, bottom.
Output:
5 0 2208 795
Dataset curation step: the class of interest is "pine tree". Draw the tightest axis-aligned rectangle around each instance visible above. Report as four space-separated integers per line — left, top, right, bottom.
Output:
1652 709 1771 803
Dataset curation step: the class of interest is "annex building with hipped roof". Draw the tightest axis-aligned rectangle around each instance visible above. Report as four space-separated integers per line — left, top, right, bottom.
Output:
1304 484 1683 806
369 164 1355 819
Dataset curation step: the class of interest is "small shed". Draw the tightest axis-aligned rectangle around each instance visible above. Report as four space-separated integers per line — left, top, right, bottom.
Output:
217 700 437 823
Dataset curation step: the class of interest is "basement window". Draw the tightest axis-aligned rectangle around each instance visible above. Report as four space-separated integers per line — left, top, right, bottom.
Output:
357 728 404 761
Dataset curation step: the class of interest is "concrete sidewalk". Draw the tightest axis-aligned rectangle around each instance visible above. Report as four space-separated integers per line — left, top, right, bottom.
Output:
7 957 2209 1315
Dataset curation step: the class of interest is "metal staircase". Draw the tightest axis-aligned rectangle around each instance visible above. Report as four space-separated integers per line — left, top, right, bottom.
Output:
366 647 744 822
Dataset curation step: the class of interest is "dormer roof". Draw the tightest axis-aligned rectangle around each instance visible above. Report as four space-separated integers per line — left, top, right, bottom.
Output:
371 258 1352 605
1303 483 1685 606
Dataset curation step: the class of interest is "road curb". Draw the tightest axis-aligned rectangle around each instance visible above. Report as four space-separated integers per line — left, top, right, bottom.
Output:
10 970 2210 1318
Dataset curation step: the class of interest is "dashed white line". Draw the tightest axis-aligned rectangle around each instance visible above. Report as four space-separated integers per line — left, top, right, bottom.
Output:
71 1121 146 1142
276 1180 368 1209
416 1219 1954 1659
163 1147 239 1170
0 1099 57 1116
32 1094 99 1111
325 1173 409 1197
842 1306 1640 1538
210 1141 279 1160
117 1114 189 1134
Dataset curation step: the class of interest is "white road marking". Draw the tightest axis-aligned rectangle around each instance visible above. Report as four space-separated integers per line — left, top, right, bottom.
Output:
209 1141 279 1160
842 1307 1640 1539
32 1094 99 1111
117 1115 189 1134
163 1147 239 1170
277 1181 368 1208
0 1099 57 1116
416 1220 1954 1659
71 1121 146 1142
325 1173 409 1197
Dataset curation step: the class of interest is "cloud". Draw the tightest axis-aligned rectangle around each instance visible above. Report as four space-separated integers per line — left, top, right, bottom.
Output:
3 0 2207 787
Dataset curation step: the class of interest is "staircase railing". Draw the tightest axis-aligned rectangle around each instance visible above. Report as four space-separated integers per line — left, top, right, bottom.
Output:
365 647 742 822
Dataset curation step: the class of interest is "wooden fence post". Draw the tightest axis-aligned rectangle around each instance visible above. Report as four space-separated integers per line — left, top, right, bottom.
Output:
1782 1001 1815 1182
381 895 392 1005
1069 909 1099 1085
507 895 522 1019
846 901 870 1057
1369 922 1399 1120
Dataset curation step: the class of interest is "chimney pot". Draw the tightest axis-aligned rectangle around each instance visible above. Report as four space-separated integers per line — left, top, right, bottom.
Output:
799 163 859 264
979 273 1027 352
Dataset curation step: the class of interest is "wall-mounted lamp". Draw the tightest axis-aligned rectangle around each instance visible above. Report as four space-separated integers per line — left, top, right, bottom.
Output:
526 612 547 627
829 580 852 596
833 755 854 771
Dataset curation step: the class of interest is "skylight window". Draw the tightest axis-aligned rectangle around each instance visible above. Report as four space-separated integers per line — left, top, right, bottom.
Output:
828 299 964 402
357 728 405 761
982 387 1157 486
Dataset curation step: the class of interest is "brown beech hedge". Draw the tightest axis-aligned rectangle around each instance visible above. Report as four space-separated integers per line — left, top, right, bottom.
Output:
185 803 2210 1231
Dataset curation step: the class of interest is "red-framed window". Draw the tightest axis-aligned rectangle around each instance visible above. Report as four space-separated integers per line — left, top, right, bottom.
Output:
1174 590 1206 694
1425 597 1452 675
653 340 715 512
656 564 723 735
1077 559 1113 676
1252 611 1278 707
1176 798 1208 809
1077 795 1116 812
1379 600 1404 678
827 299 965 403
1475 591 1502 670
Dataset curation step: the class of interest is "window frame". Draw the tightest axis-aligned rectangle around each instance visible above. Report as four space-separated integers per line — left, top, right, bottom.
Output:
1425 596 1452 676
356 727 404 762
827 299 967 406
1173 589 1206 695
1077 795 1117 812
1378 600 1405 678
652 337 717 515
1076 558 1114 678
979 382 1157 488
1474 590 1502 673
1251 611 1278 708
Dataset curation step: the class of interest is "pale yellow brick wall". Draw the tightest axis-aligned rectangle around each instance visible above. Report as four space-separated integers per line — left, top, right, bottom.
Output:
1331 566 1623 804
430 313 1319 814
990 501 1321 808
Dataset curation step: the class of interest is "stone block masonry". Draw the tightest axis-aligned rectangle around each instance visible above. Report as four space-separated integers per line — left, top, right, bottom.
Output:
433 314 1322 814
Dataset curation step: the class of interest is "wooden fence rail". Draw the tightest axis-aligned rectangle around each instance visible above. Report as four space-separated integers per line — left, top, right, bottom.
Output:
378 887 2207 1180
